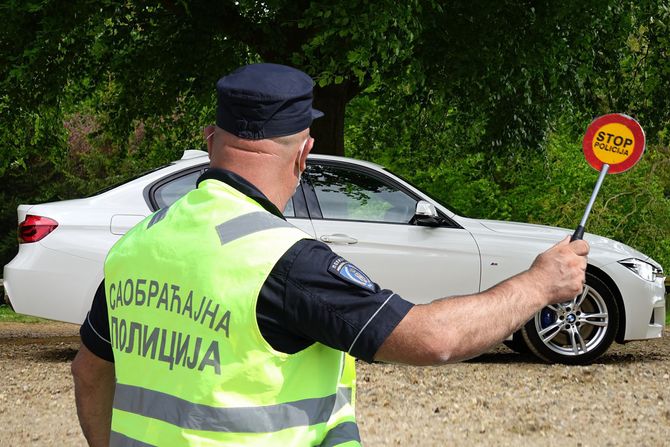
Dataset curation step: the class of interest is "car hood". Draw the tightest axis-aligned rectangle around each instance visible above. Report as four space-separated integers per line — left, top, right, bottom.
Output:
476 219 659 268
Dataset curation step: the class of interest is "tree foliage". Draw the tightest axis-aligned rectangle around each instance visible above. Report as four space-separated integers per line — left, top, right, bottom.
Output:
1 0 426 155
1 0 670 270
343 0 670 268
3 1 669 154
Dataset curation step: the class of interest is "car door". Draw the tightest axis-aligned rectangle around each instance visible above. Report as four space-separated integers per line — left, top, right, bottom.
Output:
303 161 481 304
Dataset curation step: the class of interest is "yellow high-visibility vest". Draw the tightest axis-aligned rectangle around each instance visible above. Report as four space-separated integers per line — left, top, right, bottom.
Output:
105 178 359 446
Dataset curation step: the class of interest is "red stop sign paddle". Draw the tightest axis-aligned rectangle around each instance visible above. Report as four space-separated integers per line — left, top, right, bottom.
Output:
572 113 645 241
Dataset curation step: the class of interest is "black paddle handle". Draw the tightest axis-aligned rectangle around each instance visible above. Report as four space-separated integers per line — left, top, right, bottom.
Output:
571 225 585 242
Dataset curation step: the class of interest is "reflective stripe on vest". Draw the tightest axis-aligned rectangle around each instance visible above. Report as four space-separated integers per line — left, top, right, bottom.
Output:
106 179 359 446
216 211 295 245
319 422 362 447
110 423 362 447
113 383 353 433
110 431 155 447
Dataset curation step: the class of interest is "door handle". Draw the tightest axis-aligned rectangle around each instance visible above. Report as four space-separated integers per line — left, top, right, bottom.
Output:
320 234 358 244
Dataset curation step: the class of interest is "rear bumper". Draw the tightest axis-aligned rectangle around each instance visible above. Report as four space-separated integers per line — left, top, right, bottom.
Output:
3 243 102 324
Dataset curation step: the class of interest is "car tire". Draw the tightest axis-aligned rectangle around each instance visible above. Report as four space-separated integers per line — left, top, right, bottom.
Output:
503 332 531 355
521 273 619 365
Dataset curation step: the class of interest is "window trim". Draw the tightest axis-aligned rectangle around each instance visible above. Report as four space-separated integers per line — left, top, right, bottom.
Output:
300 173 323 219
303 160 462 229
290 179 310 218
143 163 311 219
144 164 208 211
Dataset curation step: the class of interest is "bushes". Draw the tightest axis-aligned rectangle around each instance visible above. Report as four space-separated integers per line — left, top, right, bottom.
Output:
346 95 670 271
0 94 214 268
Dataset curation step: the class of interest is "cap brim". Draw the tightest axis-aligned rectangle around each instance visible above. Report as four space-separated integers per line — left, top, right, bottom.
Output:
311 108 324 120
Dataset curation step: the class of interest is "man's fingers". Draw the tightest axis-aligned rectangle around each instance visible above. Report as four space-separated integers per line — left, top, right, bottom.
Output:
569 239 590 256
549 236 589 256
551 235 571 249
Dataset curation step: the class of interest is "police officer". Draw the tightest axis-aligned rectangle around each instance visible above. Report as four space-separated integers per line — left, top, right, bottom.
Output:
72 63 589 446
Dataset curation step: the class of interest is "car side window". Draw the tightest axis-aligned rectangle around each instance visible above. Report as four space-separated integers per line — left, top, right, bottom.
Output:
283 197 296 217
153 169 296 217
306 164 417 223
154 171 201 209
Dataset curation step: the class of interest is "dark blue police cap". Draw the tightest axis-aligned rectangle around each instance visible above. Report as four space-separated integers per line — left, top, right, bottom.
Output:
216 63 324 140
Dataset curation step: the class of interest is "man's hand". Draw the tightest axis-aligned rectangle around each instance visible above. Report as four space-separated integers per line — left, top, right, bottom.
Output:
528 236 590 305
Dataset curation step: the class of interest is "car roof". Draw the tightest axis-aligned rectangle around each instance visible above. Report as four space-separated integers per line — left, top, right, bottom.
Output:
173 150 387 171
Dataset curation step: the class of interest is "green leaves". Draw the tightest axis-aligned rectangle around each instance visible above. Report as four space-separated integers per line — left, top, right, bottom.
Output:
346 97 670 270
1 0 670 271
295 0 422 90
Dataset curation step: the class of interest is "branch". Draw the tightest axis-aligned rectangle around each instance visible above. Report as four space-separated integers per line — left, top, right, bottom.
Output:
602 191 634 211
613 191 646 233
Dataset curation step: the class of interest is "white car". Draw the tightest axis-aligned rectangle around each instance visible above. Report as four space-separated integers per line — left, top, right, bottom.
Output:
3 151 666 364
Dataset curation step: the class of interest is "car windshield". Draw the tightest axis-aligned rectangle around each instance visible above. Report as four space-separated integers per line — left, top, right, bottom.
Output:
382 167 466 217
86 164 172 197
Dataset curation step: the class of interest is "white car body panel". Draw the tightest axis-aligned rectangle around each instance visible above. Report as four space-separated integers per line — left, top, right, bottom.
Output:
3 152 665 345
309 220 480 302
111 215 146 235
5 242 103 323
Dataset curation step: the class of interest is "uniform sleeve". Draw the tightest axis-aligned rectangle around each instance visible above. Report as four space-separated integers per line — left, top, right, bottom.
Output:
256 239 414 362
79 282 114 362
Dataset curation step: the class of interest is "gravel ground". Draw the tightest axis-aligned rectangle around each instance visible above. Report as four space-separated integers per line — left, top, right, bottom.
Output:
0 322 668 446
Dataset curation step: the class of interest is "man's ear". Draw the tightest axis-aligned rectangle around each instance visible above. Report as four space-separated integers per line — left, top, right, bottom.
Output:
204 125 216 157
299 136 314 171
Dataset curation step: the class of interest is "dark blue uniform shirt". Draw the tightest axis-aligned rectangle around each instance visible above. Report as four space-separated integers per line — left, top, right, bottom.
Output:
80 168 414 363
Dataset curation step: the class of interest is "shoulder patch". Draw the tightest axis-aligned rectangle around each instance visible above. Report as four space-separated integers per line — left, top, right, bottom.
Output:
328 256 376 292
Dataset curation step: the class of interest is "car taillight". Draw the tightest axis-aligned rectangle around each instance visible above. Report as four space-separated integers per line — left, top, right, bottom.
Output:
18 215 59 243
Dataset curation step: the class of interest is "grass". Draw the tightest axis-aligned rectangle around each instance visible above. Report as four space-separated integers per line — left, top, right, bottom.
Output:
0 304 47 323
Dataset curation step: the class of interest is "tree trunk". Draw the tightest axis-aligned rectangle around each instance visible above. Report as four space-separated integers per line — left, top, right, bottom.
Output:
311 82 359 156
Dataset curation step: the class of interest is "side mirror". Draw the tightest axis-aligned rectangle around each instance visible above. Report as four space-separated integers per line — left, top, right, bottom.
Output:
412 200 442 227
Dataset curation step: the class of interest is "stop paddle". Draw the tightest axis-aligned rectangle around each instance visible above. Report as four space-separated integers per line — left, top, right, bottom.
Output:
571 113 646 241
